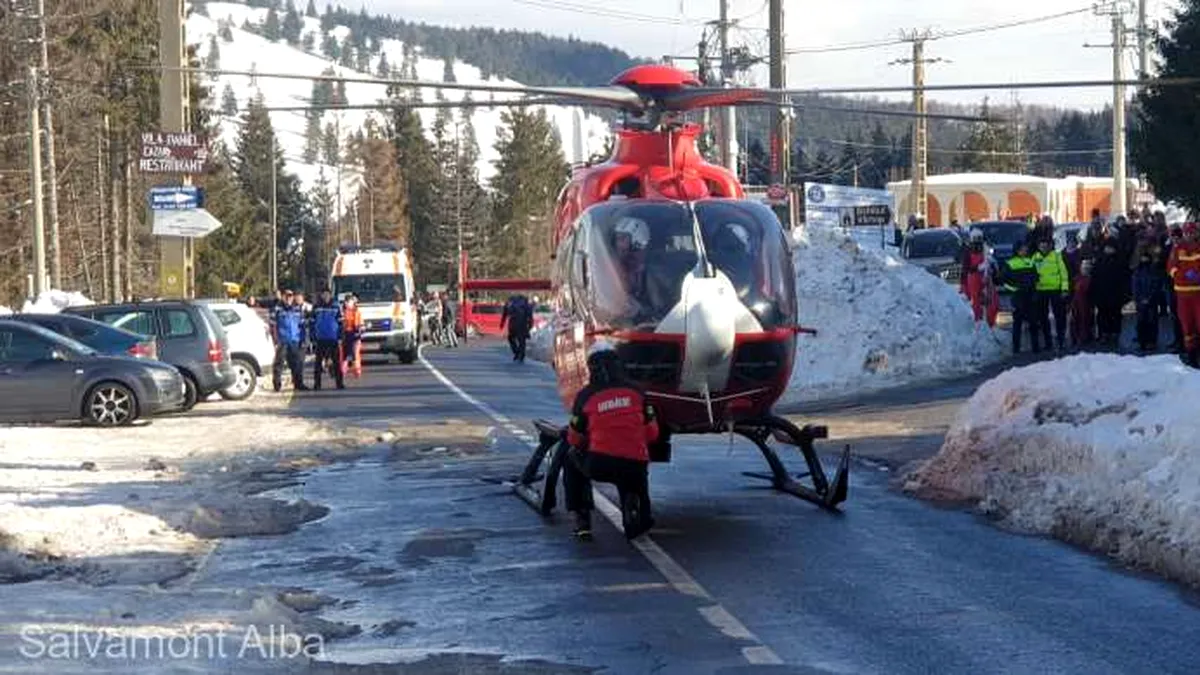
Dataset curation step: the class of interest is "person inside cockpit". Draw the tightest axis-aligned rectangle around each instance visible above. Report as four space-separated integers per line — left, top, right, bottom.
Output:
612 216 650 316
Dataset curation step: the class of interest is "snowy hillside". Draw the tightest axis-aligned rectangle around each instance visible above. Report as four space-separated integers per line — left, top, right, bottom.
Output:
187 1 611 196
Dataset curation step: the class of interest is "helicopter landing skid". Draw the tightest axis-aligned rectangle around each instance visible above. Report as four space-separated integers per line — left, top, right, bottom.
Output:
733 416 849 510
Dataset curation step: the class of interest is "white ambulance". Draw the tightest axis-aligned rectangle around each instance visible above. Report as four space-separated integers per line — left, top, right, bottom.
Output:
330 245 419 363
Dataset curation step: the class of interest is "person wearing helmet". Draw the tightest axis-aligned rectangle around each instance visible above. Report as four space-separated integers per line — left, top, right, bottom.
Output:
1167 222 1200 367
612 216 650 311
563 340 660 540
960 228 999 328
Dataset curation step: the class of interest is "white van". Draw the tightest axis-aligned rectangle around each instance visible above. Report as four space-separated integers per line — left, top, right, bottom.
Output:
330 245 419 364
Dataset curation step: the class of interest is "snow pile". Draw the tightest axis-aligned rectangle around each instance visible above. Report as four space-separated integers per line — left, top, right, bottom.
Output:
905 354 1200 587
784 225 1006 403
0 305 11 316
19 289 93 314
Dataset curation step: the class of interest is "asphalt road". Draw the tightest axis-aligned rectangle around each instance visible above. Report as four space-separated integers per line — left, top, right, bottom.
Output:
200 340 1200 674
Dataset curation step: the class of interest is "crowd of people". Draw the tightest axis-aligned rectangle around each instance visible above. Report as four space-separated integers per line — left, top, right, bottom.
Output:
957 209 1200 367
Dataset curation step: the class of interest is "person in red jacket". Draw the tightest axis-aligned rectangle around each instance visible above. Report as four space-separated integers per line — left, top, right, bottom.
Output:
1168 222 1200 367
960 229 999 327
564 340 660 540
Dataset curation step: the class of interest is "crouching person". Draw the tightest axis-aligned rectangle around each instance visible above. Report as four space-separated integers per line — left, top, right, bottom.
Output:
564 341 659 541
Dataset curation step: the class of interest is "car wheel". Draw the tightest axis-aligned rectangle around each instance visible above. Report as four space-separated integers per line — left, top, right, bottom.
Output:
219 358 258 401
85 382 138 427
180 374 199 411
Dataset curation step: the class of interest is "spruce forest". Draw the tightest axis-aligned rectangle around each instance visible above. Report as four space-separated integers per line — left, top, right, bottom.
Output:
0 0 1124 306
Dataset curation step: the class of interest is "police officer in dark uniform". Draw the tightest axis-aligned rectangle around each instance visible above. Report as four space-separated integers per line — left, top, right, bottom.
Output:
311 288 345 390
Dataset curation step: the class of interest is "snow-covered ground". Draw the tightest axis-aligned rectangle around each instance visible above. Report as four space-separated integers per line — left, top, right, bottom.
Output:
189 2 611 197
526 224 1004 401
784 225 1007 403
16 289 93 314
904 354 1200 588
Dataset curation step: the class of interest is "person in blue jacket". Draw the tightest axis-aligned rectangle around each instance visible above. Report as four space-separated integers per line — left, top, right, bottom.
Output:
271 290 308 392
311 288 345 390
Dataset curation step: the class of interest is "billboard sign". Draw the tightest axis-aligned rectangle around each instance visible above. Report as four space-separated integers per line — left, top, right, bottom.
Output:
803 182 894 229
138 132 210 174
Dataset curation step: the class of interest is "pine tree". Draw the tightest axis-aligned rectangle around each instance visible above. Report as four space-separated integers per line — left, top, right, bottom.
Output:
867 123 892 188
220 83 238 116
196 145 271 296
305 0 318 18
356 44 371 72
333 79 347 106
322 121 340 165
353 122 410 246
307 170 334 283
442 57 456 83
340 44 355 69
376 51 390 79
837 136 861 186
262 7 281 41
302 31 315 53
219 19 234 42
1132 2 1200 212
957 97 1019 173
320 4 335 32
321 33 340 60
491 108 568 278
282 1 304 45
303 112 322 163
311 73 334 107
207 35 221 71
389 106 439 282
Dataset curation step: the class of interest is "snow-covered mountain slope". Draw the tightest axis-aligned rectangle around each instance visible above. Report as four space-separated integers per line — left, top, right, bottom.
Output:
187 1 611 196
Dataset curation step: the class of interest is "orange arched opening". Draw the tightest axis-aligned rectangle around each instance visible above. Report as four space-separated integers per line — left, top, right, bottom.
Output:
962 191 989 222
926 194 942 227
1007 190 1041 219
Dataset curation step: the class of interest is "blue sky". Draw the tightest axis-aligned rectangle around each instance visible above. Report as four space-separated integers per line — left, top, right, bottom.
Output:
363 0 1182 110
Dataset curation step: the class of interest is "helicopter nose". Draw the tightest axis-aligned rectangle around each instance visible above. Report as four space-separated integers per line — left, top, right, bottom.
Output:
668 271 763 395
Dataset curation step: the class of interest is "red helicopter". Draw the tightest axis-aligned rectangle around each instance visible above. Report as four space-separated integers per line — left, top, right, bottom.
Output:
449 64 852 512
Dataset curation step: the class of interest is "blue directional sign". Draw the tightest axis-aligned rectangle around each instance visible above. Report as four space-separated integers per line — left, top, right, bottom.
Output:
149 186 204 211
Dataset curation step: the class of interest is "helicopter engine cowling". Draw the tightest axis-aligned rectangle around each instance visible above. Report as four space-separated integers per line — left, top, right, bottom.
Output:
656 269 763 396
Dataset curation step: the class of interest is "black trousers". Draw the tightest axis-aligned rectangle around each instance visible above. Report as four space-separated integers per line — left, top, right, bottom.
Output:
508 332 528 361
1034 291 1068 349
272 342 304 390
1011 292 1034 352
1096 300 1124 342
314 340 343 388
1136 302 1160 350
563 448 650 517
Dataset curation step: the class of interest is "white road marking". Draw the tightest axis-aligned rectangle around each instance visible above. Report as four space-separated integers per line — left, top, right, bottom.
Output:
419 351 783 667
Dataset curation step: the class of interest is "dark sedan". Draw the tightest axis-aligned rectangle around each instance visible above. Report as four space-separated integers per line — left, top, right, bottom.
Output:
969 220 1031 265
0 320 185 426
7 312 158 360
901 228 964 283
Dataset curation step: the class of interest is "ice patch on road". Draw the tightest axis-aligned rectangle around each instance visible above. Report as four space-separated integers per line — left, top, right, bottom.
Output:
905 354 1200 587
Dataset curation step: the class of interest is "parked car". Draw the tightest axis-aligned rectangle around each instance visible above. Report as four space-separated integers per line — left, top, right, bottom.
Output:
901 228 964 283
197 299 275 400
1054 222 1089 250
64 300 234 411
458 301 506 337
0 319 185 426
8 313 158 360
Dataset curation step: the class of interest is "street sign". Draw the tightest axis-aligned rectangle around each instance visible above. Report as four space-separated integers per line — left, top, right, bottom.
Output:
149 186 204 210
138 132 210 174
851 204 893 227
152 208 223 238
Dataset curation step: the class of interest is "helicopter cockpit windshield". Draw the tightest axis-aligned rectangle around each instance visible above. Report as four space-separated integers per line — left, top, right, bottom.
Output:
570 199 797 331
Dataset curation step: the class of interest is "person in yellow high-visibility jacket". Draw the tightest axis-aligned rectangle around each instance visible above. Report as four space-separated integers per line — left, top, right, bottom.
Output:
1032 237 1070 353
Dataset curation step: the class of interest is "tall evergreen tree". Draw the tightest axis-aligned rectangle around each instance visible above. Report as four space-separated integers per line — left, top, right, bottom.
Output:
339 44 355 68
356 44 372 72
957 98 1019 173
301 31 315 53
322 121 341 165
353 121 411 246
867 123 892 188
220 83 238 116
305 0 318 18
377 51 390 79
491 108 568 278
262 7 281 41
218 19 234 42
196 144 271 296
282 1 304 44
320 4 335 32
442 57 457 83
303 112 322 163
321 33 340 60
207 35 221 71
837 136 861 186
307 170 334 284
388 106 439 282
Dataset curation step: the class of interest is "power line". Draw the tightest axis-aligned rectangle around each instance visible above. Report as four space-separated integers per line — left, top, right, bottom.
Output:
812 136 1112 156
786 6 1096 55
508 0 708 25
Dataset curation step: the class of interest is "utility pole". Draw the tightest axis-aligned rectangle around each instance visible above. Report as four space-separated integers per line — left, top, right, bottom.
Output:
271 132 278 291
27 66 46 299
158 0 190 298
98 118 109 302
123 148 133 299
717 0 737 174
892 30 942 225
455 123 465 343
34 0 61 288
110 127 122 302
1087 4 1128 217
1137 0 1149 80
768 0 790 187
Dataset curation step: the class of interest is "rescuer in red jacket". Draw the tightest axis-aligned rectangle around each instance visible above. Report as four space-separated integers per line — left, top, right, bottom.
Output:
564 340 660 540
1168 222 1200 367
